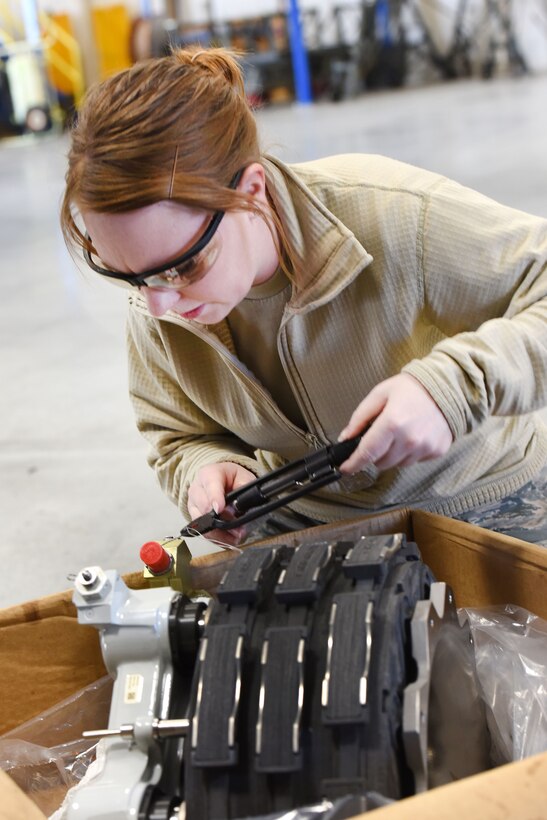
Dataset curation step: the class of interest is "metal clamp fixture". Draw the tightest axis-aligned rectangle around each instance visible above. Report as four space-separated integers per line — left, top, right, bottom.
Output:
71 534 490 819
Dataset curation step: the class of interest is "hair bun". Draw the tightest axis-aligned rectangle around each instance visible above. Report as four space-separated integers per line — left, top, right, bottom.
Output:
173 46 245 95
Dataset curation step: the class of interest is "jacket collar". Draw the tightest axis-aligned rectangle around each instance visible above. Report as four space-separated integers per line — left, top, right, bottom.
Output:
263 155 373 314
131 155 373 325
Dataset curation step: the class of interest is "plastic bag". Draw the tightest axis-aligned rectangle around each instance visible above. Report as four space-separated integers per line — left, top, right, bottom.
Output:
462 605 547 766
0 676 112 817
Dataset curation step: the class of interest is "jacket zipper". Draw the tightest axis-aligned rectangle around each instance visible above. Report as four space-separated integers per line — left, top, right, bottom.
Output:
277 312 324 451
129 297 322 451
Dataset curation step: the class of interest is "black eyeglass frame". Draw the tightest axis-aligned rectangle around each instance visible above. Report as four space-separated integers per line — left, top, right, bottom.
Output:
83 169 244 288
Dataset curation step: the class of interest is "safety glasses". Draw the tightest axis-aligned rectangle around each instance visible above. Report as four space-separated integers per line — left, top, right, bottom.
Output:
83 169 243 290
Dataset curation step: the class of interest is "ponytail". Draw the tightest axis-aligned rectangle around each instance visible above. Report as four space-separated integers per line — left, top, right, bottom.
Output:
173 45 247 97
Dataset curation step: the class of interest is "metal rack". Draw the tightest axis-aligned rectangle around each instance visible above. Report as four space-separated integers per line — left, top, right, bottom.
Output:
330 0 530 96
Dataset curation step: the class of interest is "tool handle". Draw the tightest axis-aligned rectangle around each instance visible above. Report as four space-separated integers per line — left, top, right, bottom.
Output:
327 434 364 466
181 434 363 535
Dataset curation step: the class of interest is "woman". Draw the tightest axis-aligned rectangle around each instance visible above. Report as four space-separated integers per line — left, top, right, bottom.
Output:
61 46 547 545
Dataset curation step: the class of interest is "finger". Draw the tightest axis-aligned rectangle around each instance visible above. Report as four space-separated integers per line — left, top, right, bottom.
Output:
338 384 389 442
354 422 449 473
208 526 247 547
233 470 255 490
374 442 415 471
340 418 394 474
188 483 213 517
188 502 202 521
197 471 228 514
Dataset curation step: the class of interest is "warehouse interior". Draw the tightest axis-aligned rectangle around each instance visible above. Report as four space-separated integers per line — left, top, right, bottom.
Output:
1 2 547 818
1 1 547 607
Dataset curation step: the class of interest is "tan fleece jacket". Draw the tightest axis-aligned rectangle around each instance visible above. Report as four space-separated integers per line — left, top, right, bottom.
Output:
126 154 547 523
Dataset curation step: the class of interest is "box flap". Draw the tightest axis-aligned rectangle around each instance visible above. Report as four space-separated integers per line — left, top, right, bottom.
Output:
2 615 106 735
364 750 547 819
412 511 547 617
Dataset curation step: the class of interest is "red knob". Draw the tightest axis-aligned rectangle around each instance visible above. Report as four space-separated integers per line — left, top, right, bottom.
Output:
140 541 172 575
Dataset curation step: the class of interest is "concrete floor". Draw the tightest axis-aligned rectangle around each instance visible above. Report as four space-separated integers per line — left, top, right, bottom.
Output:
1 74 547 608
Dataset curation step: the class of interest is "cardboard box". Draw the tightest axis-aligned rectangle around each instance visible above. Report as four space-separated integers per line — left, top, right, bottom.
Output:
1 510 547 818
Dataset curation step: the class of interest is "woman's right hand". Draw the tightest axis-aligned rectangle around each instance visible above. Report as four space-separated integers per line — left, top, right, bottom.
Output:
186 461 257 546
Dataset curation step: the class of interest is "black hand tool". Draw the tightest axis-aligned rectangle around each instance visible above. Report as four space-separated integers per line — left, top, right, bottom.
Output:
180 433 362 536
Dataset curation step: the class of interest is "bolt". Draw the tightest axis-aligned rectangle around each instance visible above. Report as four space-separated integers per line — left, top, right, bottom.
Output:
78 568 97 587
83 718 190 742
74 567 110 601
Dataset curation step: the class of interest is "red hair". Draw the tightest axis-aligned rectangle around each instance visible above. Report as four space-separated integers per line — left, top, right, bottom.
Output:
61 47 270 256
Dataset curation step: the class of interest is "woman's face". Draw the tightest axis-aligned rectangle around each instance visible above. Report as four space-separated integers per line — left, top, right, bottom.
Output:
83 164 280 323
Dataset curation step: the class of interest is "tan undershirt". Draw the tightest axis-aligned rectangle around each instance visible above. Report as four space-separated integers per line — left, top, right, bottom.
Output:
227 269 306 429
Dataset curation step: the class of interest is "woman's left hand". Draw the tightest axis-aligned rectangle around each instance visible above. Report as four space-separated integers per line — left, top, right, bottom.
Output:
338 373 453 474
